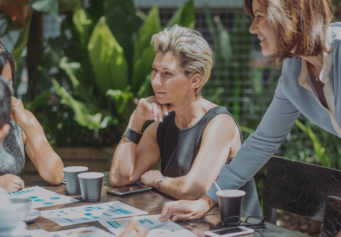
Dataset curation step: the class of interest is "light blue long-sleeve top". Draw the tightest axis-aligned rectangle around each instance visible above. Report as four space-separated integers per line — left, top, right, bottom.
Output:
207 22 341 203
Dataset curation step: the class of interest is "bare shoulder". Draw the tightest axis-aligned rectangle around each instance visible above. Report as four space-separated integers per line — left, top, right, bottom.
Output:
202 113 239 142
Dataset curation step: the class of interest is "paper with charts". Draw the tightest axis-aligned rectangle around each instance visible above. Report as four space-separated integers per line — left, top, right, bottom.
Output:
99 215 197 237
7 186 79 208
50 226 114 237
41 201 148 226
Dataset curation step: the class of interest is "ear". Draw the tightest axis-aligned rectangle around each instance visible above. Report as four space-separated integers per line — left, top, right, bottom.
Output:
0 124 10 146
189 73 201 89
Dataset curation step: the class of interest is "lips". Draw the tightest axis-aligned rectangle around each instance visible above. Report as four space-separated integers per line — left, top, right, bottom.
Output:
259 37 265 43
155 91 166 94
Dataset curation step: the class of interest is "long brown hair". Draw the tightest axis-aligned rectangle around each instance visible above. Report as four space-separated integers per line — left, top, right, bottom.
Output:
244 0 334 63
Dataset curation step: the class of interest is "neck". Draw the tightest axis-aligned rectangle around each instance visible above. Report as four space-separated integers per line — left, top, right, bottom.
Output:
170 93 205 130
301 51 324 73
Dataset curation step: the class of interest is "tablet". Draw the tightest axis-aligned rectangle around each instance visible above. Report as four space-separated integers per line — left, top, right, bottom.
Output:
106 184 152 196
205 226 255 237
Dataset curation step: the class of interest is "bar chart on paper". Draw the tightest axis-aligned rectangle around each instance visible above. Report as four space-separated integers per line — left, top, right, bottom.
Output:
99 215 197 237
41 201 148 226
7 186 79 208
50 226 114 237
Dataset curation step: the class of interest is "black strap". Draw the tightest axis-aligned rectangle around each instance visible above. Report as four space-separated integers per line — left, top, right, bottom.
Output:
122 127 142 144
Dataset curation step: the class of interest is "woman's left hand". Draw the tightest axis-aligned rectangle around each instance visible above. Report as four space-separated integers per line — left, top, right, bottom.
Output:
10 97 29 127
140 170 163 188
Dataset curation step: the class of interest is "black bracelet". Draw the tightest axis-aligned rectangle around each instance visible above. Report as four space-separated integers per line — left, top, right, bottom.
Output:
122 127 142 144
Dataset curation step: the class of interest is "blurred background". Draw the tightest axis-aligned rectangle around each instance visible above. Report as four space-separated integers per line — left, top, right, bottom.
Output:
1 0 341 235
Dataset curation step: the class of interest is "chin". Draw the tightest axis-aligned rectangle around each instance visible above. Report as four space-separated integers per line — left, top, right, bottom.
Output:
261 47 277 56
154 96 169 105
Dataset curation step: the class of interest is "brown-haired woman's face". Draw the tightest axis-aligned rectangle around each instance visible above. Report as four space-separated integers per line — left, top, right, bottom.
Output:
151 52 194 104
1 62 12 87
249 0 278 56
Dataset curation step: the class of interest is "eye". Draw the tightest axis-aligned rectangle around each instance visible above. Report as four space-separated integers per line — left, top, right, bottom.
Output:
256 15 263 20
152 67 158 72
165 71 172 76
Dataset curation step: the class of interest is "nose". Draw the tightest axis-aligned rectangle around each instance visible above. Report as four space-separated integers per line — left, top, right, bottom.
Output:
250 19 258 34
151 72 162 88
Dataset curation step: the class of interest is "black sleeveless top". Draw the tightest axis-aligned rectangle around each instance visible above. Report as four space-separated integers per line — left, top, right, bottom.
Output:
157 106 262 217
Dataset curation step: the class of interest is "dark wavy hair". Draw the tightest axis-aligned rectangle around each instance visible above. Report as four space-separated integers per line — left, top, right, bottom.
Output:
0 41 16 87
0 76 12 128
244 0 334 63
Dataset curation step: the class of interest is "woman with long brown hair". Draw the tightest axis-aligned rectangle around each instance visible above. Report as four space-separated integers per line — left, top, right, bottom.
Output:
158 0 341 221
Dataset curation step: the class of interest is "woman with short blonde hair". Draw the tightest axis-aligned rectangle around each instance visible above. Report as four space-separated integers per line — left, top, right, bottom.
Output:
109 25 261 217
159 0 341 223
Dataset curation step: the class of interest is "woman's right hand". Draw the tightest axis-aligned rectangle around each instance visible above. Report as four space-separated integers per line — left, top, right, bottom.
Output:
134 96 173 122
119 218 147 237
0 174 25 193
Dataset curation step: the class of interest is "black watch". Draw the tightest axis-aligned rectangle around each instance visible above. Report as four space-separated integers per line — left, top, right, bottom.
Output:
122 127 142 144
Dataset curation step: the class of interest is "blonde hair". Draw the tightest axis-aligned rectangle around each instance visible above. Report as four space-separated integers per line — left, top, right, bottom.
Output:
151 25 213 98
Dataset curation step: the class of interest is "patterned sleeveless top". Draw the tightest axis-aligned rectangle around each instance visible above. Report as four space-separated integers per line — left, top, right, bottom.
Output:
0 119 25 176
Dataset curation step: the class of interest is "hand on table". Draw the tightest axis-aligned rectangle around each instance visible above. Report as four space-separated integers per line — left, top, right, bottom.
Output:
0 174 25 193
119 218 147 237
159 199 208 222
140 170 163 188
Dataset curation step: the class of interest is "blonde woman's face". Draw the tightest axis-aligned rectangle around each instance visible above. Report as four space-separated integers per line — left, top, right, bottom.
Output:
249 0 278 56
151 52 194 104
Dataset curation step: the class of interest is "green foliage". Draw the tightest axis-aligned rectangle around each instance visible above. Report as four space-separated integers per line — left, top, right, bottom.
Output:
27 0 60 20
202 4 252 121
16 0 196 147
88 17 129 92
11 11 32 61
166 0 195 29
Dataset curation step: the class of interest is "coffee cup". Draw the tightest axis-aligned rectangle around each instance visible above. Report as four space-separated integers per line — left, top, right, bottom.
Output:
216 190 246 226
78 172 104 202
10 198 32 218
63 166 88 195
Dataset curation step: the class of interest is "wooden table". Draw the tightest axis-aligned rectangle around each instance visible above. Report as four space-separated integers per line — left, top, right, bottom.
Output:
26 173 307 237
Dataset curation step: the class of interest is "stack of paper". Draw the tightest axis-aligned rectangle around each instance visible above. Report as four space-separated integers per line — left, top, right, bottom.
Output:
99 215 197 237
41 201 148 226
7 186 79 208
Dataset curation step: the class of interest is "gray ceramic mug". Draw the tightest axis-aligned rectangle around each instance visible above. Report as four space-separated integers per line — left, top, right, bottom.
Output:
216 190 246 226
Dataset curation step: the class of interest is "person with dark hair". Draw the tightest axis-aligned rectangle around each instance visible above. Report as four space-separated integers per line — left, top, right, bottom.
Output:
0 76 142 237
0 42 64 193
159 0 341 222
0 76 11 147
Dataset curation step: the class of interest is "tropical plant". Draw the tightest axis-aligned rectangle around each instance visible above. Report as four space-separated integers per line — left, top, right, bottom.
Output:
202 4 252 122
21 0 196 147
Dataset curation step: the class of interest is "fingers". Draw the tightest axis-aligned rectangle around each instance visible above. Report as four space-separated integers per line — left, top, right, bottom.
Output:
160 201 182 222
171 212 195 222
161 104 169 116
150 101 159 122
9 183 21 193
18 178 25 189
126 218 138 231
139 98 154 117
135 226 147 237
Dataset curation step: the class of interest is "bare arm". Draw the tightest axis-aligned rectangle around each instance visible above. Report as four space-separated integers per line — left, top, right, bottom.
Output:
21 110 64 185
11 97 64 185
141 114 241 200
109 96 172 186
